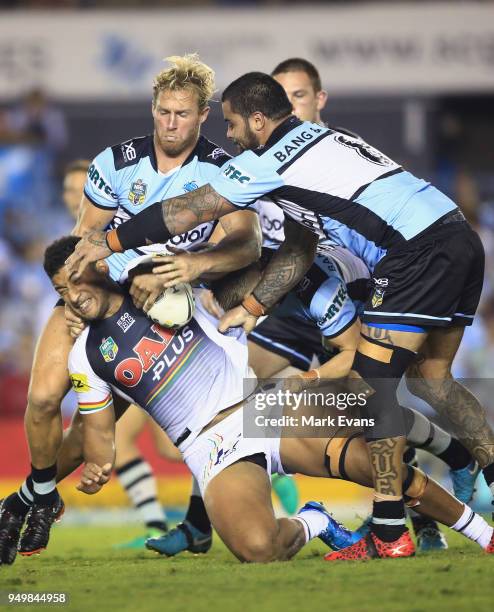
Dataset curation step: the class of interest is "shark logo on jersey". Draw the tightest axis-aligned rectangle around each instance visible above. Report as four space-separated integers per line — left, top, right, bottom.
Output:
335 134 393 167
208 147 227 160
100 337 119 362
183 181 199 192
128 179 147 206
371 288 385 308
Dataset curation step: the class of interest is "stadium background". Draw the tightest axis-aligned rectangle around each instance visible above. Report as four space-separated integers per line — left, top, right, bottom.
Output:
0 0 494 522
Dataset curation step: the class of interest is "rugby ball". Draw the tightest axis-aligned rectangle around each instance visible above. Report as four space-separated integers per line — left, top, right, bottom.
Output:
146 283 195 329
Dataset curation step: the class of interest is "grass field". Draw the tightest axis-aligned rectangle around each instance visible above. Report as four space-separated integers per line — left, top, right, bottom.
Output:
0 522 492 612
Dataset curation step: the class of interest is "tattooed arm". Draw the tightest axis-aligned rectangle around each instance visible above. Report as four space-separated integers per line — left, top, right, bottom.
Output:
218 218 318 333
253 217 317 308
66 185 237 278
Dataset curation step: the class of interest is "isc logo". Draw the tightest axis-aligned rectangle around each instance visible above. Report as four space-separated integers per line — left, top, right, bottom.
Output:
223 164 253 185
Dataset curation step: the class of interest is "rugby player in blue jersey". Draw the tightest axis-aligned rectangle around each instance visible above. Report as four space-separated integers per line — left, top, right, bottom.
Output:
46 235 494 563
0 55 266 565
69 72 494 561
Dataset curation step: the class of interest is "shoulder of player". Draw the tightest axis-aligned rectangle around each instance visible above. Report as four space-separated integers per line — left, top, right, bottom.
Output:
109 135 154 171
186 136 231 168
68 327 91 366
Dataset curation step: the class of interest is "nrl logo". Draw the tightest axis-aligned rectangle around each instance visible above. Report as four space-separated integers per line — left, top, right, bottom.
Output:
128 178 147 206
100 337 119 363
371 288 385 308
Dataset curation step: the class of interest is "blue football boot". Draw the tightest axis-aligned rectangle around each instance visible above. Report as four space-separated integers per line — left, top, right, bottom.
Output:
298 501 362 551
146 521 212 557
415 524 448 551
450 460 479 504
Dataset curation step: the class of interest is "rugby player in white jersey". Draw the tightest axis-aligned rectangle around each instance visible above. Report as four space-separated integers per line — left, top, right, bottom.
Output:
69 72 494 561
45 236 494 563
0 54 263 565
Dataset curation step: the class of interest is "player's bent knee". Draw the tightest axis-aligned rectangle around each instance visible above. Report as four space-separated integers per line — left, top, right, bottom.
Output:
403 465 428 507
236 530 278 563
26 387 64 420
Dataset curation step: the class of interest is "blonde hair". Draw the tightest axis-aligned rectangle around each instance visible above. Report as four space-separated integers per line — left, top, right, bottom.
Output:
152 53 216 110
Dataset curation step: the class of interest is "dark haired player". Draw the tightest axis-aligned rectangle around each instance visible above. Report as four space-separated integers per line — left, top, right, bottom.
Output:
47 236 494 563
68 71 494 561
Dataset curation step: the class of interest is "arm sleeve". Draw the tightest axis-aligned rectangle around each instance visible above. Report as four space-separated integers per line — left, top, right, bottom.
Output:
68 333 113 415
310 277 357 339
210 151 284 208
84 147 120 210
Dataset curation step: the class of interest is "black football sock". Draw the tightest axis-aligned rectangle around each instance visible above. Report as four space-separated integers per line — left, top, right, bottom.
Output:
185 496 211 534
3 475 34 517
371 499 407 542
437 438 472 471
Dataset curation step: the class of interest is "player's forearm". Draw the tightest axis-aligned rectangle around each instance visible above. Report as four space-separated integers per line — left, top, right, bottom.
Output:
109 185 236 252
198 230 262 277
252 224 317 309
82 423 115 470
72 197 115 238
317 348 356 380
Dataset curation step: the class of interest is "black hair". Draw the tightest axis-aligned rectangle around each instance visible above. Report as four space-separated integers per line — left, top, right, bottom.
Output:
43 236 81 279
221 72 292 121
271 58 322 93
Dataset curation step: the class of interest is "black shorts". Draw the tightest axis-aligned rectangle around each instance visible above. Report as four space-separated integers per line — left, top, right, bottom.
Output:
248 315 332 371
363 213 485 328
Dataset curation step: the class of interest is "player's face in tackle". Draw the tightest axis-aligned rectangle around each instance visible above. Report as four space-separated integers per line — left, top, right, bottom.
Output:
152 87 209 158
222 101 260 152
63 170 86 220
51 263 116 322
273 71 327 123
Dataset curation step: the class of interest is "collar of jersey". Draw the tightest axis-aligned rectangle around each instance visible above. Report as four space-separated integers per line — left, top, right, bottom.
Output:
257 115 303 154
149 135 207 172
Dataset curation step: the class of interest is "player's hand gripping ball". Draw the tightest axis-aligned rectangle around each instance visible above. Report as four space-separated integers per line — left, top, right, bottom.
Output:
146 282 195 329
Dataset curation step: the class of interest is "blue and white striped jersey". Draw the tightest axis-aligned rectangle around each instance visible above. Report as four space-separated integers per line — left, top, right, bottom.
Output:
84 135 230 281
274 247 370 339
211 117 458 271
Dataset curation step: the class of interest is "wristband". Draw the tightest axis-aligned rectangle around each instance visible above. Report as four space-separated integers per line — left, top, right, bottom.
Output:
106 229 123 253
241 294 266 317
115 202 172 251
299 369 320 385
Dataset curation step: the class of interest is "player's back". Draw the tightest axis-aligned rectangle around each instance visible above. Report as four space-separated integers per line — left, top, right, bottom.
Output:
211 117 458 271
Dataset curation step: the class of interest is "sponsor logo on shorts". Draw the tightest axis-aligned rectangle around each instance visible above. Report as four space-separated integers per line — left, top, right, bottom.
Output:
128 178 147 206
70 373 90 393
222 163 254 186
117 312 135 333
371 288 385 308
99 337 119 363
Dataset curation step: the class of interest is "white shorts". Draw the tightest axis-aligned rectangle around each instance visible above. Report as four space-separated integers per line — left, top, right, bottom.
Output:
182 406 285 497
